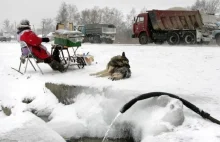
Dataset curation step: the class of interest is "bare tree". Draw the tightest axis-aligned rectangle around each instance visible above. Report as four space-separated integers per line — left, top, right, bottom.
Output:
79 9 91 24
140 7 147 13
101 7 125 28
206 0 220 14
101 7 113 23
79 6 102 24
56 2 68 26
101 7 125 25
2 19 13 33
109 8 126 33
126 8 136 29
191 0 220 14
67 4 80 25
41 18 55 36
191 0 206 11
90 7 102 23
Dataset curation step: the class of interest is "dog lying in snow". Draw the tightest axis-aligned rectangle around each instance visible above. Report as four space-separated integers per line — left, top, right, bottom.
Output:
90 52 131 81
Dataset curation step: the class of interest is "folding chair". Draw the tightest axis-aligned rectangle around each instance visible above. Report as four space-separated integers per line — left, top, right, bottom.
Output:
12 41 44 75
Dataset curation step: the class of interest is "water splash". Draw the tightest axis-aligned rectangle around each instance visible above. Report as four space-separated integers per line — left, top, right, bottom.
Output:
102 112 122 142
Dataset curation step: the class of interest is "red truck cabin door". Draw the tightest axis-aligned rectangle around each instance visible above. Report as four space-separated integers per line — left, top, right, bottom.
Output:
134 16 146 37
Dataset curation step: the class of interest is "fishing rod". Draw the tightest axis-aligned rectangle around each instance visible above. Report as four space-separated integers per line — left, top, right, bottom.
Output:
120 92 220 125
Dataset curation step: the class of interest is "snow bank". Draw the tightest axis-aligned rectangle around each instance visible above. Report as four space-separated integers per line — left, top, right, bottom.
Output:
0 112 65 142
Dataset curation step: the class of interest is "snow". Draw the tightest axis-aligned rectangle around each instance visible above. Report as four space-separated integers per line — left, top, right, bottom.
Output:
1 42 220 142
0 112 65 142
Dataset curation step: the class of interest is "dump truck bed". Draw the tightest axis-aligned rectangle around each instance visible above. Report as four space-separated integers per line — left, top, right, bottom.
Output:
148 10 203 30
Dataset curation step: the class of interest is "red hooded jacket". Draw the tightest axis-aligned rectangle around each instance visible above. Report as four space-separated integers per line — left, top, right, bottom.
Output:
18 30 51 60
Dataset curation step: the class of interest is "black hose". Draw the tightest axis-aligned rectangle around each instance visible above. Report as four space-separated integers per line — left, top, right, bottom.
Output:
120 92 220 125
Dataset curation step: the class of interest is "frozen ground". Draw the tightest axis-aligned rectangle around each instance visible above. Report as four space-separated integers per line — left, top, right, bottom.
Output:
0 42 220 141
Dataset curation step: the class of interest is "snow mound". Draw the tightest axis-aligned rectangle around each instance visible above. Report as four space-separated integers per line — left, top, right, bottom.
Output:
0 112 65 142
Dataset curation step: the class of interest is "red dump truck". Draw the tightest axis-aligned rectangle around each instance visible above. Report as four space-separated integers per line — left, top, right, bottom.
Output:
132 10 212 45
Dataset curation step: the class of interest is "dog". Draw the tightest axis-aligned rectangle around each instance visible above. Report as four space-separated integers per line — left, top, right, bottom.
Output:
90 52 131 81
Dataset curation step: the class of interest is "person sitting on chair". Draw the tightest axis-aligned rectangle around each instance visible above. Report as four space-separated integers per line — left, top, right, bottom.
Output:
17 19 65 72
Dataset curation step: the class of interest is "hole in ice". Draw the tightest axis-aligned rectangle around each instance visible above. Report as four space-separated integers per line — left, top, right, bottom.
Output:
43 83 185 141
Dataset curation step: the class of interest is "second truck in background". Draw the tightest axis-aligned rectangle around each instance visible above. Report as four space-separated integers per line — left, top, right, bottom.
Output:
75 24 116 44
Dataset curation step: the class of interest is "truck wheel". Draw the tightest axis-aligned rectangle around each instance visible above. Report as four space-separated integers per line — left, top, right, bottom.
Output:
106 39 113 44
216 34 220 46
94 36 101 43
167 32 180 45
88 36 94 43
139 33 148 44
183 32 196 44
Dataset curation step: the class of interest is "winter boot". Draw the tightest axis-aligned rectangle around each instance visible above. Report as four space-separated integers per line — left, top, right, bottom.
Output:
52 47 61 63
20 55 26 64
49 60 65 72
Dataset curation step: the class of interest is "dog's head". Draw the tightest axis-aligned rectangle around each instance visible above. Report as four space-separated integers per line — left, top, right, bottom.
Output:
109 52 130 68
120 52 130 68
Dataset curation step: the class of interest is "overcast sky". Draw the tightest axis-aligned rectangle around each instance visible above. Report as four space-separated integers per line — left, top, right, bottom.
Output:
0 0 196 29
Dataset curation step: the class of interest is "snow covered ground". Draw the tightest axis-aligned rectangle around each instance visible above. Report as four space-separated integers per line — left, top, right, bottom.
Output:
0 42 220 141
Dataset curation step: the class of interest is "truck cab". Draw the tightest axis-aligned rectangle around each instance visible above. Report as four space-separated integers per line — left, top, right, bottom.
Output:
74 25 86 34
211 22 220 45
132 13 150 44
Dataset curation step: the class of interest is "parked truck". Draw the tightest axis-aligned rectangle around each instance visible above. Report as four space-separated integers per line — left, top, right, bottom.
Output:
212 22 220 46
0 32 11 42
202 13 220 46
75 24 116 44
132 10 212 45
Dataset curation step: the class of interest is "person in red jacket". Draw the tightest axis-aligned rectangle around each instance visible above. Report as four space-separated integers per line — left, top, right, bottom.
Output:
17 19 65 72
